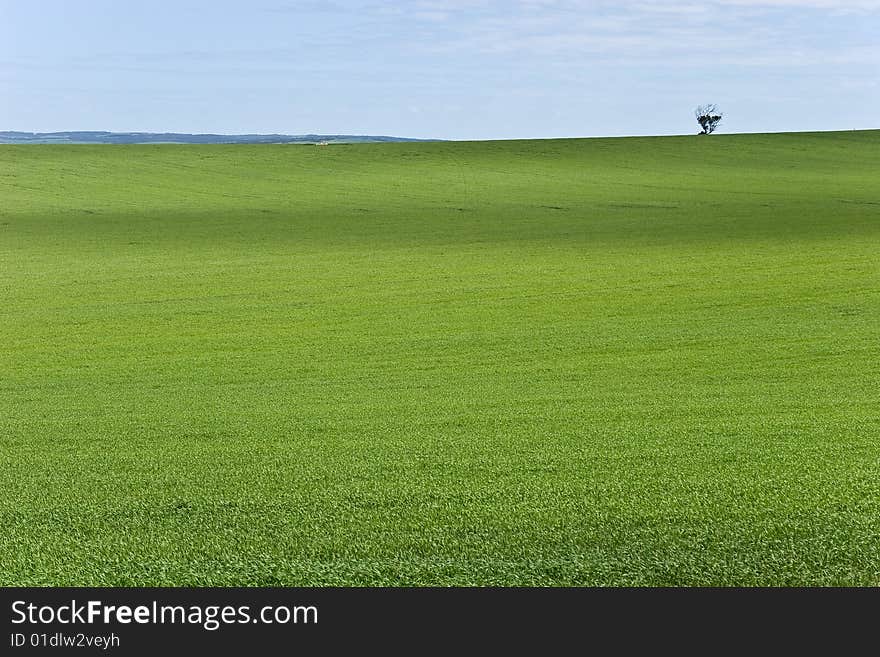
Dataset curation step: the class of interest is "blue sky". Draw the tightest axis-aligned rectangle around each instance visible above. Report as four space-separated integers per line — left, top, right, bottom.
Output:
1 0 877 139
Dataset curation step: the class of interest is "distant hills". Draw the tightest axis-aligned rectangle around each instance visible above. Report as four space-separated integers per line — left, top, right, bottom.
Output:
0 131 435 145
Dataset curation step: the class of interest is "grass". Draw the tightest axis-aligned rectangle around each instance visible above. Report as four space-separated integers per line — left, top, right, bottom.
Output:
1 131 879 585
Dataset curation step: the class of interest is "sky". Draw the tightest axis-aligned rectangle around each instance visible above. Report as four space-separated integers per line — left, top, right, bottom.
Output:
1 0 877 140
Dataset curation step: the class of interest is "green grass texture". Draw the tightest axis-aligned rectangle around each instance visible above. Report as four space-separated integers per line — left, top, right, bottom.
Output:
2 131 879 585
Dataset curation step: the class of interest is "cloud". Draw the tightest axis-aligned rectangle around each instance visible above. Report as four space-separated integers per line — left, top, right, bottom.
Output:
719 0 880 8
5 0 877 80
383 0 879 72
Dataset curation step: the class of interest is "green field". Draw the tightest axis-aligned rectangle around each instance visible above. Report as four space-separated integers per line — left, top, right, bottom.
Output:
2 131 878 585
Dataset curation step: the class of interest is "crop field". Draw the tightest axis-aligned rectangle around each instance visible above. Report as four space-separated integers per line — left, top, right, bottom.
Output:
1 131 879 585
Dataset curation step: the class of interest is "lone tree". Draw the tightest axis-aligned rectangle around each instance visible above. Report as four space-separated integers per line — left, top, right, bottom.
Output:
695 104 723 135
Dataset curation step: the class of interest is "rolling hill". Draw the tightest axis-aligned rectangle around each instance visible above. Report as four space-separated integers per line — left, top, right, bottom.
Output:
1 131 878 585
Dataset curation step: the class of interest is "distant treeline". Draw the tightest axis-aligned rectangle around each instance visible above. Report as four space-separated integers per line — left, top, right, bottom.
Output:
0 131 436 145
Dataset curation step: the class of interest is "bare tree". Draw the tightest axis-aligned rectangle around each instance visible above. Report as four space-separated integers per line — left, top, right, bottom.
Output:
695 104 723 135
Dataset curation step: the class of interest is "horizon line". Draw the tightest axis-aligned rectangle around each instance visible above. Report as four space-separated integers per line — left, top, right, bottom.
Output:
1 127 878 144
